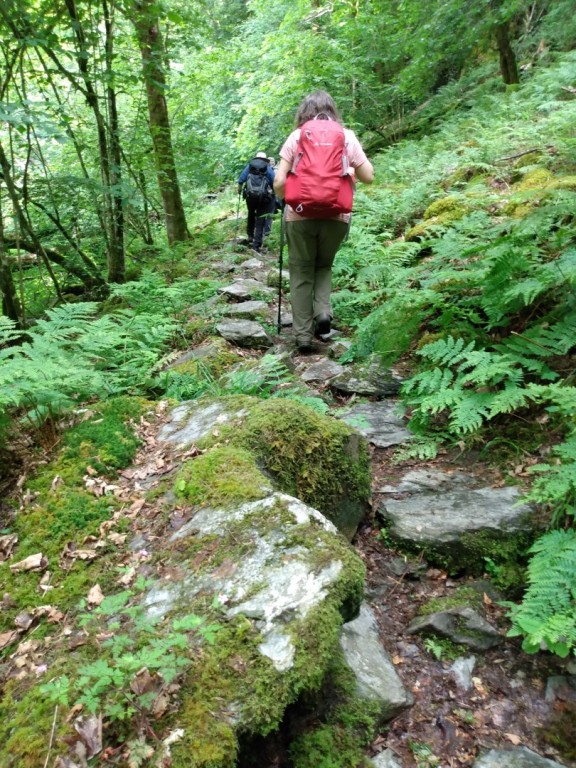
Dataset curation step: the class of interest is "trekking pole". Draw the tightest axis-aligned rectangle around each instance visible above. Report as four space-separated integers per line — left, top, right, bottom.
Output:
235 190 241 237
277 202 286 334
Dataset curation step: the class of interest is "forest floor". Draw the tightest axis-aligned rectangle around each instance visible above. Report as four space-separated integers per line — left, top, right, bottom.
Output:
360 444 575 768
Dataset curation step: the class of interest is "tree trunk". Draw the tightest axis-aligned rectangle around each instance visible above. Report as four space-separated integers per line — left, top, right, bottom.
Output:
133 0 189 245
0 198 23 327
64 0 126 282
103 0 125 282
495 21 520 84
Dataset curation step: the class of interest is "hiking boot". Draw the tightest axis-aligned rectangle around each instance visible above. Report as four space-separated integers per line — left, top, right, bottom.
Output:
314 313 331 338
297 339 314 354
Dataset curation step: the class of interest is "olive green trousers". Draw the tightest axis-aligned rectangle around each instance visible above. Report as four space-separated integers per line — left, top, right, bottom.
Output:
285 219 349 345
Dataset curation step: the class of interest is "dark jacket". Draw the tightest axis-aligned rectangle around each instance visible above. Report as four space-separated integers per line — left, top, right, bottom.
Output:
238 157 275 185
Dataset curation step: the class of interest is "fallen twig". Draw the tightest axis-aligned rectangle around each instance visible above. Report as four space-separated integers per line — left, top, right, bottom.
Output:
43 705 59 768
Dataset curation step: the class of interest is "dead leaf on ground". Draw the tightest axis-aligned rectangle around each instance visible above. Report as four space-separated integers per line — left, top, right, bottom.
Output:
0 630 19 650
0 533 18 561
118 566 136 586
74 714 103 759
14 611 34 630
38 571 54 594
10 552 48 572
60 543 99 570
54 757 82 768
51 475 64 491
127 498 146 517
505 733 522 745
87 584 104 606
34 605 65 623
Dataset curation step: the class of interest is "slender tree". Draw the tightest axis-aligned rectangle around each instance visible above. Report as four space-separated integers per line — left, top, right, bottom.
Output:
132 0 189 245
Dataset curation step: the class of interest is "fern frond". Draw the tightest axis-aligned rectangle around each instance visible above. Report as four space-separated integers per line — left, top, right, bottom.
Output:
417 336 475 367
507 529 576 657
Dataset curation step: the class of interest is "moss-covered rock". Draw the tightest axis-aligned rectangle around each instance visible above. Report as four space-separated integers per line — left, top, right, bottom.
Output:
174 445 273 507
215 398 371 539
405 196 469 241
169 337 243 380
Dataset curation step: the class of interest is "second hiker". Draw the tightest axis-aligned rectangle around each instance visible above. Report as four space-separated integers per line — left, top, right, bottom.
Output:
237 152 275 253
273 90 374 352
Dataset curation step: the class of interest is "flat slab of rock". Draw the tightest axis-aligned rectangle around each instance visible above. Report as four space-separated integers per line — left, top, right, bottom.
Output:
222 300 268 319
330 357 403 397
301 359 345 383
378 469 532 547
474 748 568 768
408 606 501 650
157 400 248 449
337 401 412 448
340 603 413 722
216 320 273 348
218 278 273 301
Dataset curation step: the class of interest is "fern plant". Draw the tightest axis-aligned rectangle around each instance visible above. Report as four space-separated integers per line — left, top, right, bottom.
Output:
506 528 576 657
0 303 176 428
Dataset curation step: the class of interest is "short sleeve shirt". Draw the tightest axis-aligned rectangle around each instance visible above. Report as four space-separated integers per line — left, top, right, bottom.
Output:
279 126 368 222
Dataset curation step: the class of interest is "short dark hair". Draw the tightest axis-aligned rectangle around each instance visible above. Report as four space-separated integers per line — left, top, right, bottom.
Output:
294 90 341 127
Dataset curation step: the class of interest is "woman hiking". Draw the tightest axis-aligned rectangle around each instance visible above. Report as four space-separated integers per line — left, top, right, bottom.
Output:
273 90 374 353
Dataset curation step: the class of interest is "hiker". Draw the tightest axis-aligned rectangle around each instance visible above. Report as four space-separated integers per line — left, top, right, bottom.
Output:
273 90 374 353
237 152 275 253
264 157 281 238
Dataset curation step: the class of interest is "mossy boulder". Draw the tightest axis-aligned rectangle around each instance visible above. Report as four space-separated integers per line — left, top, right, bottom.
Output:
168 337 243 379
174 445 274 507
502 168 576 216
159 396 371 539
405 196 469 241
138 492 367 767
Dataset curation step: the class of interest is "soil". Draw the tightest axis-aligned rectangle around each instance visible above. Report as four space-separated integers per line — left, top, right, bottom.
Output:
359 444 576 768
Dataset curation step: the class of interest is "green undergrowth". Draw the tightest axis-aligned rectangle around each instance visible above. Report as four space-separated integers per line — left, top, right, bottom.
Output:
0 396 150 634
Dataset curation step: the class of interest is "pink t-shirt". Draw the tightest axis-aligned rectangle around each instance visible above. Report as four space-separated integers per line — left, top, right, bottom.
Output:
279 126 368 222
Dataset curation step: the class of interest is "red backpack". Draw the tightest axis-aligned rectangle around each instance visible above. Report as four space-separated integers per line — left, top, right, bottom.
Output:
284 117 355 218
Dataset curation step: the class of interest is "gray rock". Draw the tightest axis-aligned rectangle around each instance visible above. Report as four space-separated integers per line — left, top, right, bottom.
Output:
157 400 248 449
216 320 273 348
301 359 345 383
222 300 269 319
450 656 476 690
218 278 273 301
165 339 233 371
270 310 293 328
328 339 352 359
370 749 404 768
330 357 403 397
378 469 532 549
544 675 576 703
338 401 412 448
340 603 413 722
239 257 264 270
408 606 502 650
144 492 362 671
474 747 568 768
211 261 236 274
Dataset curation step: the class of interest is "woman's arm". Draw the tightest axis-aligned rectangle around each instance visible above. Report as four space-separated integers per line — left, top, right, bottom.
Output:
355 159 374 184
273 158 291 199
